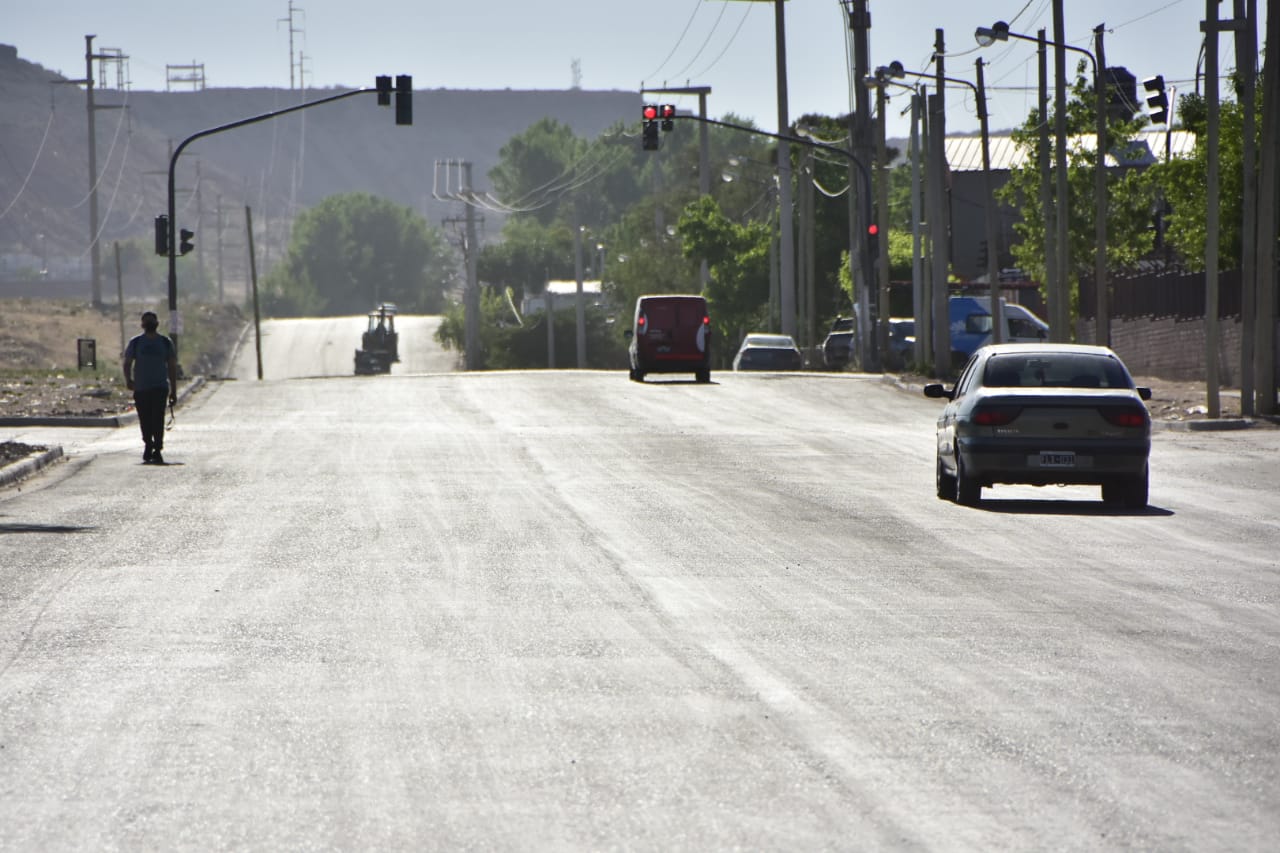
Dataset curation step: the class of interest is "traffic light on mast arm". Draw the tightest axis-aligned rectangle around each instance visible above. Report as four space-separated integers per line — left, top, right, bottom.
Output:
642 104 659 150
179 228 195 256
395 75 413 125
154 214 169 256
1143 75 1169 125
374 74 412 124
659 103 676 131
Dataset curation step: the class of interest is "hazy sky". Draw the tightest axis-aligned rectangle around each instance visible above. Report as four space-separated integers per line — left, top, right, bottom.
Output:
6 0 1264 139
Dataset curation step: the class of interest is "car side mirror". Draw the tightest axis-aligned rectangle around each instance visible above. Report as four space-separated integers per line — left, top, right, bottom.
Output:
623 330 633 340
923 383 954 400
1037 328 1047 339
1136 386 1152 401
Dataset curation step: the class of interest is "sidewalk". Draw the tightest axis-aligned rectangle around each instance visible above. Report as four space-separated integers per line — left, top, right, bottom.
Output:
0 377 206 488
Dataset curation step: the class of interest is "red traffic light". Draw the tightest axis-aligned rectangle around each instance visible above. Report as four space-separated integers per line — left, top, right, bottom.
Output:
660 104 676 118
643 104 659 121
867 223 879 236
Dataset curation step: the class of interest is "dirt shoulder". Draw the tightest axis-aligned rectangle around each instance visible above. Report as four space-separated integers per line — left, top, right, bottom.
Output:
0 299 246 419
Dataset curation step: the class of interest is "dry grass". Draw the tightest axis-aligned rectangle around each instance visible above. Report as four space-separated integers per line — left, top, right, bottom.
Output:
0 298 246 418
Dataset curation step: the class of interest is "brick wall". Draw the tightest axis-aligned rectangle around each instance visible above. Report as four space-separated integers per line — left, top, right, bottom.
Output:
1078 315 1280 384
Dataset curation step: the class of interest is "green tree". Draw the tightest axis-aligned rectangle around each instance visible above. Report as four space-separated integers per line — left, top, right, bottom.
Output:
477 217 576 308
1139 86 1262 271
264 192 455 316
676 195 772 356
996 67 1156 311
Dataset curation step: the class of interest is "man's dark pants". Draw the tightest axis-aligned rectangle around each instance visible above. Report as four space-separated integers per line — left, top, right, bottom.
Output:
134 388 168 453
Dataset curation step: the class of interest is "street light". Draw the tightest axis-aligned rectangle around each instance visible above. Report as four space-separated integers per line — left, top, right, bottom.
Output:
878 60 1004 344
974 21 1010 47
974 18 1108 347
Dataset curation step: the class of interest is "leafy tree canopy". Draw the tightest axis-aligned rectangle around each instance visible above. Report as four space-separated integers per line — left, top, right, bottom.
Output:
265 192 455 316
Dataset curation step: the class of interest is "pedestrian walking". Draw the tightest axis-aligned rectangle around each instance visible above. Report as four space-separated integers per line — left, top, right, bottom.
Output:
123 311 178 464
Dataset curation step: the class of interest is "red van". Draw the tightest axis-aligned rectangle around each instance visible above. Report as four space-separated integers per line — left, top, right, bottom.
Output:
626 294 712 383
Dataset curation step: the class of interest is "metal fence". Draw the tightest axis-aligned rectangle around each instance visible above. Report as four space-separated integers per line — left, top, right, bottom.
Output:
1081 268 1243 321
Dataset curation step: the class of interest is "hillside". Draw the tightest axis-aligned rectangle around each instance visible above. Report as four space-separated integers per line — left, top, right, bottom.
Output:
0 43 638 300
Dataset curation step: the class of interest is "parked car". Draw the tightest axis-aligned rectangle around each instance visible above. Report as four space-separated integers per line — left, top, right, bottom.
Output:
885 317 915 369
923 343 1153 507
624 294 712 383
821 326 855 369
733 334 803 371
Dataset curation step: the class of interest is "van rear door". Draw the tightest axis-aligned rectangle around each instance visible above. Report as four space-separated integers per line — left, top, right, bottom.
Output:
641 298 708 359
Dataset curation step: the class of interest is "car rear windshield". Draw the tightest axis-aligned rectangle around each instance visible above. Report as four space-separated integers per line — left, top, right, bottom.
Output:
747 335 796 349
644 300 705 328
983 353 1133 389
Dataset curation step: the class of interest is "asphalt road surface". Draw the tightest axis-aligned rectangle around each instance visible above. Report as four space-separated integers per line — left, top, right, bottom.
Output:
2 319 1278 850
230 315 459 379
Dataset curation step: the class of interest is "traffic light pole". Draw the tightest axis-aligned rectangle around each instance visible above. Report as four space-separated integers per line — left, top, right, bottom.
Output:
165 84 400 362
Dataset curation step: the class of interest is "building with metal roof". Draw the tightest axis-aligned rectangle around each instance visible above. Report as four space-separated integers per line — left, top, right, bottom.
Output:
934 129 1197 281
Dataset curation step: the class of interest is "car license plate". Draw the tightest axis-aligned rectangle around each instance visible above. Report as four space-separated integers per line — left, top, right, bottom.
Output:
1038 451 1076 468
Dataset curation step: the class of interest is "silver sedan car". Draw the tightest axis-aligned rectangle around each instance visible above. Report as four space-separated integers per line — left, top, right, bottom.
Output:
924 344 1153 507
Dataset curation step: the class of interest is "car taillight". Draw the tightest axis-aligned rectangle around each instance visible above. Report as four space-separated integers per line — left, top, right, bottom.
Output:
971 406 1021 426
1100 406 1148 428
702 315 710 326
637 315 647 333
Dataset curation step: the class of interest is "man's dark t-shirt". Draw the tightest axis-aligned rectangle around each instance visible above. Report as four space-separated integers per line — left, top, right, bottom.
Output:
125 333 175 391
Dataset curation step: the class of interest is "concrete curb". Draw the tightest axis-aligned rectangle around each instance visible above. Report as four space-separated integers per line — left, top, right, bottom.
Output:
1155 417 1260 432
0 376 205 428
0 445 64 488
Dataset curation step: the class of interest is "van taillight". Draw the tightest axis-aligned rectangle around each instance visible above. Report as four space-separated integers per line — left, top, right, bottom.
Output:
637 315 647 332
702 315 710 325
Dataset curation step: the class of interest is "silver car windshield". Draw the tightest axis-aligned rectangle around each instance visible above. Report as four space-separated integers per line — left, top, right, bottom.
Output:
983 353 1133 389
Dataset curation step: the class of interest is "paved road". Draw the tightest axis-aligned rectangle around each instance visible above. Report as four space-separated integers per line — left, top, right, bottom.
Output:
229 315 458 379
2 330 1278 849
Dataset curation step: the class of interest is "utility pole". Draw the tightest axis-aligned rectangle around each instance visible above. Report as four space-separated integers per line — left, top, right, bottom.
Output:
1256 0 1278 416
1093 25 1109 347
847 0 874 370
1052 1 1070 342
574 203 586 368
931 30 950 377
771 0 796 340
85 35 102 309
463 161 481 372
279 1 304 90
1235 0 1258 415
976 58 1002 345
1203 0 1222 418
216 195 225 304
82 35 126 309
802 146 816 354
195 160 206 295
1039 30 1057 341
910 89 927 368
874 79 890 365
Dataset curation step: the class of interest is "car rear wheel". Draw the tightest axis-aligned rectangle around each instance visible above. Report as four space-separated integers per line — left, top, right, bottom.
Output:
1123 468 1149 509
1102 469 1149 508
936 455 957 500
955 456 981 506
695 368 711 384
629 368 645 382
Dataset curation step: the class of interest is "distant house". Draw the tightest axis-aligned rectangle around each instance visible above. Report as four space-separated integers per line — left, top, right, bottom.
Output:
521 280 603 316
942 128 1197 281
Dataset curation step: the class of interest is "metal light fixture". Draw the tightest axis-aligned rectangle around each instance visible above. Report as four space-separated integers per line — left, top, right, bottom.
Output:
974 21 1010 47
